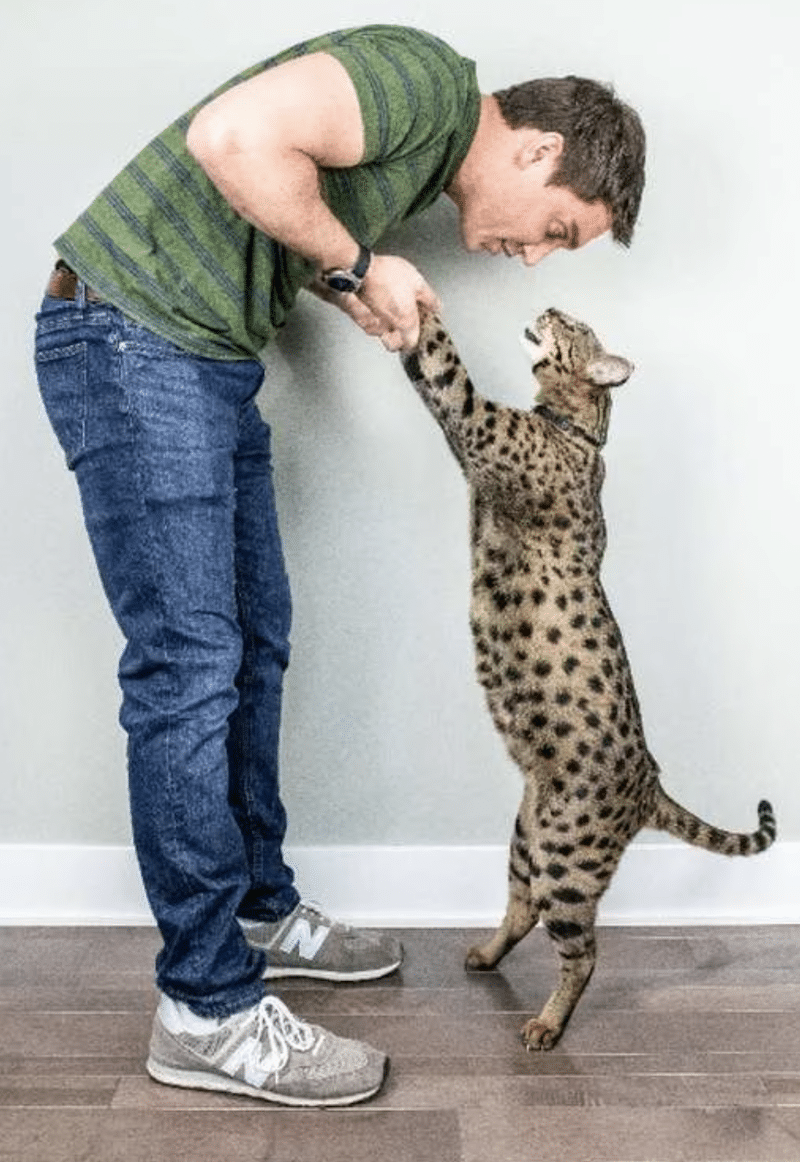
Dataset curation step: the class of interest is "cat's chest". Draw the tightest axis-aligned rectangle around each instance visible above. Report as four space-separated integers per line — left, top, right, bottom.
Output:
469 463 606 568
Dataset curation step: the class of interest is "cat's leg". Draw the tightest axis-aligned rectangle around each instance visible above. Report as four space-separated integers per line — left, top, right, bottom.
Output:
465 810 539 969
522 900 598 1050
401 312 485 472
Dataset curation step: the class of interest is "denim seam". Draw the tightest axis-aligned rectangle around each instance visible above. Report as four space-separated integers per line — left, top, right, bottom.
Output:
116 339 193 905
239 613 261 887
231 433 265 897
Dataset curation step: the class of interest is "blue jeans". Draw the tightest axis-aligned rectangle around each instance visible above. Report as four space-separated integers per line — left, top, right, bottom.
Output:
35 287 300 1016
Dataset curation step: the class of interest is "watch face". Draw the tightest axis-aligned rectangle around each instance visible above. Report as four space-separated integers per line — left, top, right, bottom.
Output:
321 246 370 294
325 272 359 293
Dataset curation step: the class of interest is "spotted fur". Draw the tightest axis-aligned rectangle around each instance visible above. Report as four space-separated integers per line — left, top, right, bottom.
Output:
401 308 776 1050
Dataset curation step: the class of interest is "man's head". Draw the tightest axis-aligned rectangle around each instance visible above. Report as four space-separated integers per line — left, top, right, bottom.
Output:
447 76 645 263
494 75 645 248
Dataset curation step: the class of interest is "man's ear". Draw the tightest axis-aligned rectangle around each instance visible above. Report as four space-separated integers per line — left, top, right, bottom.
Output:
518 129 565 170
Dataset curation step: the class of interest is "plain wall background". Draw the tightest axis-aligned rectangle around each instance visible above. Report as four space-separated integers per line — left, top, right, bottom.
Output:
2 0 798 857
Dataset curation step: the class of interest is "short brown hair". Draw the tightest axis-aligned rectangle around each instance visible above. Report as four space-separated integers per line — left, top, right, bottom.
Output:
494 76 646 247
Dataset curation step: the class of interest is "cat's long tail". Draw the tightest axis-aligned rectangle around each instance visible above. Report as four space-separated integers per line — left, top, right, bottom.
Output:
649 787 776 855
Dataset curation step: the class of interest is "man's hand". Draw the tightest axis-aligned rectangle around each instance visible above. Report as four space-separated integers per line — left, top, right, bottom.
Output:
311 255 440 351
360 255 441 351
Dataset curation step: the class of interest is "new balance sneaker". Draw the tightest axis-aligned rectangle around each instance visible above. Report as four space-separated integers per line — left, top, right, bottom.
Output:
147 993 388 1107
240 900 403 982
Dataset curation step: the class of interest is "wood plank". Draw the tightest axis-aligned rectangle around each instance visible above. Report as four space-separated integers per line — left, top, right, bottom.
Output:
460 1106 800 1162
114 1070 786 1112
0 1109 461 1162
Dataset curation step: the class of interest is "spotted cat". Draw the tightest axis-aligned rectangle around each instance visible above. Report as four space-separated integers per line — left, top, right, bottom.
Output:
401 308 776 1050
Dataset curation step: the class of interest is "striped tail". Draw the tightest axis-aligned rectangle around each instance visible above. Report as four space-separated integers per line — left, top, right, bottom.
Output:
650 789 776 855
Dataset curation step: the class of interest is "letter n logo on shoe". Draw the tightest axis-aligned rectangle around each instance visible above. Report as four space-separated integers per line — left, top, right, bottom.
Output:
279 918 331 961
224 1036 276 1088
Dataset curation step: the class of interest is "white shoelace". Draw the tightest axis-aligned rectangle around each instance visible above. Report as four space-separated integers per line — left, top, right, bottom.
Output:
245 996 323 1080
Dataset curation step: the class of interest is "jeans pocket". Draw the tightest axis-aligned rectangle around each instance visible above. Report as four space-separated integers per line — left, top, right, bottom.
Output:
35 340 88 470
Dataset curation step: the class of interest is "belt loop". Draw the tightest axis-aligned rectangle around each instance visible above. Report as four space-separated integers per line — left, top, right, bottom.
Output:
75 278 87 309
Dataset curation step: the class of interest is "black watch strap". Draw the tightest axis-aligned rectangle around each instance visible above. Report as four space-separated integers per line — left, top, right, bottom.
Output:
320 244 372 293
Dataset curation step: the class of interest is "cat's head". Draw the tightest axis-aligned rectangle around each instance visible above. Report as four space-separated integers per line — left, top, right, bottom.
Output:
522 308 633 411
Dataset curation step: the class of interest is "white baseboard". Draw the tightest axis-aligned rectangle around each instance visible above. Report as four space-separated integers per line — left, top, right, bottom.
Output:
0 840 797 927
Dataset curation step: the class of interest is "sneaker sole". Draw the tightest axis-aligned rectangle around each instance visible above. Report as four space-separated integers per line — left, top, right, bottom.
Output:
261 957 403 983
146 1055 388 1108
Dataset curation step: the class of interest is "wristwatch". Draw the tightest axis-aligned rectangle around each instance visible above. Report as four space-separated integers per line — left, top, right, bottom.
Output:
320 244 372 294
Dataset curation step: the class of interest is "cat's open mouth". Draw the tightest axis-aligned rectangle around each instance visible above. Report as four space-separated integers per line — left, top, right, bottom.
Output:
522 323 548 367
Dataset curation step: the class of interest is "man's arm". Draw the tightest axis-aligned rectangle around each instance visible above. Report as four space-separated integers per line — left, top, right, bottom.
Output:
186 52 439 350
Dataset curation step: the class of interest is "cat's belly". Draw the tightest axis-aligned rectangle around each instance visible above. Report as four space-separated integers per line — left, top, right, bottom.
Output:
470 591 646 777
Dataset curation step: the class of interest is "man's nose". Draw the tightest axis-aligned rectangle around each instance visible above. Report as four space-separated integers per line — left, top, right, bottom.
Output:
521 241 558 267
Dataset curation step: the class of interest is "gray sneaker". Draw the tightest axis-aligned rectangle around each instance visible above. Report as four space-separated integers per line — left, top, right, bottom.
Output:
240 901 403 982
147 994 388 1107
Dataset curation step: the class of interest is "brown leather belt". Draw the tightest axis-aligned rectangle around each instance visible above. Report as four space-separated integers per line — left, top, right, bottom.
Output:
47 260 104 303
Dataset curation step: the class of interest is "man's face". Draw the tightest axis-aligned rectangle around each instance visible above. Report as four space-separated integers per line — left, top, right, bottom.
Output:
450 129 612 266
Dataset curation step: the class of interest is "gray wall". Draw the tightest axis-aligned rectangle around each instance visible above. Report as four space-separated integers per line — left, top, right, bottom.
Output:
2 0 798 853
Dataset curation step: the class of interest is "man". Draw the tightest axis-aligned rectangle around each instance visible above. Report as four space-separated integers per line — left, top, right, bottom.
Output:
34 25 645 1106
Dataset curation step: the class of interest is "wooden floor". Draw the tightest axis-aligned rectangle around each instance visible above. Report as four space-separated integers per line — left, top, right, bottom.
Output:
2 924 799 1161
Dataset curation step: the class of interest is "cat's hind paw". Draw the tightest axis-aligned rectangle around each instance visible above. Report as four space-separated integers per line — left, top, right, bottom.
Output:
521 1017 560 1051
465 944 498 971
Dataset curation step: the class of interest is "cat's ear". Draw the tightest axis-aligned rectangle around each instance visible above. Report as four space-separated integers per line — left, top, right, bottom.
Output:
584 355 634 388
